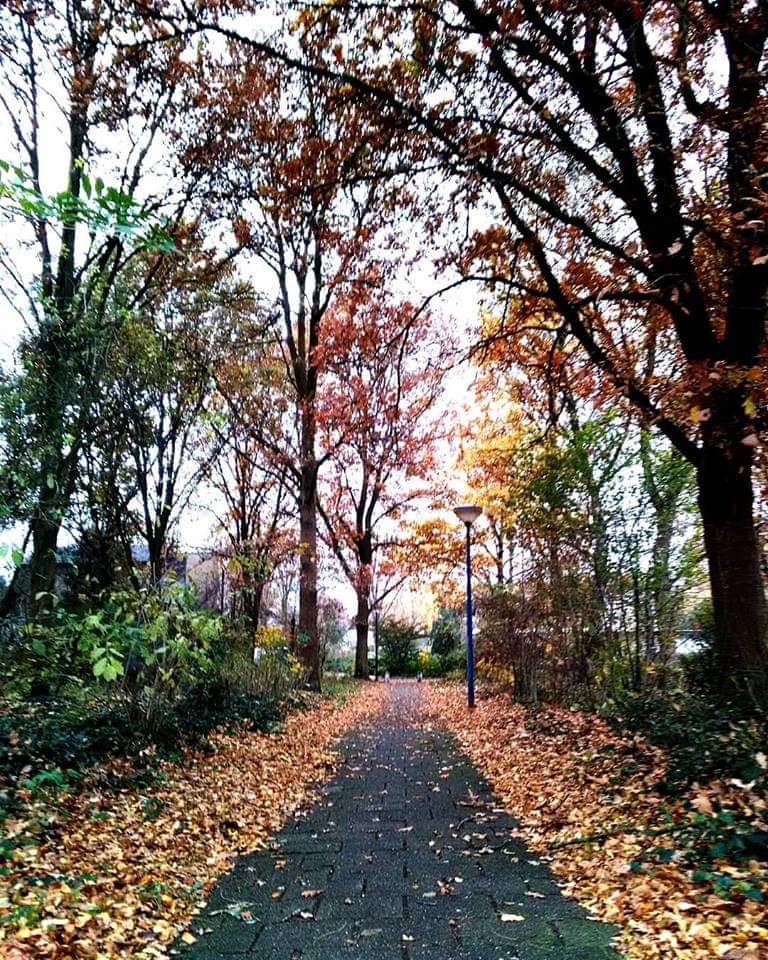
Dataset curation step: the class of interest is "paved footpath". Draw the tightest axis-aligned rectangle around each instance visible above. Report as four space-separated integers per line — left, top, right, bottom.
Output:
176 682 621 959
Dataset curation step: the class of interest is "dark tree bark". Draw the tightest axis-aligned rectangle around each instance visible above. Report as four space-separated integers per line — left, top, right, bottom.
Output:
698 437 768 699
353 530 374 678
297 441 321 690
354 586 370 679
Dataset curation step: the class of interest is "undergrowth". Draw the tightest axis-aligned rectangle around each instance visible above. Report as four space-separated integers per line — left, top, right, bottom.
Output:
602 690 767 902
602 690 766 791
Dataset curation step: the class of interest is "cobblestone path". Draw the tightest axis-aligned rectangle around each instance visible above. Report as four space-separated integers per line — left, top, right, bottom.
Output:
176 681 621 959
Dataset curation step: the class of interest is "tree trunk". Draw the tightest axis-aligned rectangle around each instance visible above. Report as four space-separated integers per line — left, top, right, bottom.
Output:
27 514 61 618
648 518 675 672
149 545 165 586
0 565 25 619
697 444 768 700
354 586 369 678
0 487 66 620
297 449 320 689
243 579 264 631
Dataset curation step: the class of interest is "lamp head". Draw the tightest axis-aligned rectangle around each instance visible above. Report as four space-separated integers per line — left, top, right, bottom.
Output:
454 504 482 526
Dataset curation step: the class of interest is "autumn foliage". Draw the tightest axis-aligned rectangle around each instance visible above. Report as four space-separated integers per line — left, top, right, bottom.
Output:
1 3 767 959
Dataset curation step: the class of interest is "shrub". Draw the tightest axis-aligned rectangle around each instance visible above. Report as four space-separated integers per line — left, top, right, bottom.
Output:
0 589 307 790
324 654 354 676
417 649 466 678
602 690 767 791
239 625 300 701
378 619 421 675
6 586 295 740
430 609 461 657
253 624 286 651
20 582 220 697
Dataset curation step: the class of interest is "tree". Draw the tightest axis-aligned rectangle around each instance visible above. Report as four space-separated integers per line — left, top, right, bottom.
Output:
209 318 296 630
96 268 234 584
184 0 768 695
455 396 525 587
430 608 460 657
318 594 347 672
180 55 408 687
639 430 697 672
316 293 446 677
0 0 190 615
378 618 420 676
454 373 702 701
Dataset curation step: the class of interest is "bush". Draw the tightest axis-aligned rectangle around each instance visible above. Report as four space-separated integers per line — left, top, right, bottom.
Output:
324 654 354 676
20 582 219 696
602 690 767 791
0 590 302 784
417 649 466 678
430 609 461 657
417 651 443 677
378 619 420 675
241 624 300 702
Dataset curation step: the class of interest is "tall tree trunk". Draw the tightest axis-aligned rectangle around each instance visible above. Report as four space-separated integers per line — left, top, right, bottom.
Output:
16 89 90 618
298 485 320 688
4 415 73 619
697 442 768 700
297 404 320 689
648 519 675 670
639 432 692 680
354 586 369 678
588 489 615 661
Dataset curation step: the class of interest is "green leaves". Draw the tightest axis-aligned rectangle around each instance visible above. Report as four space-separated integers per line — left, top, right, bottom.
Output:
31 638 47 658
0 543 24 567
19 766 78 800
0 159 177 254
19 582 219 688
91 647 124 682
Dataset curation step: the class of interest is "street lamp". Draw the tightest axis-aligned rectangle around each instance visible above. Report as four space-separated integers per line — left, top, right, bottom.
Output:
454 504 482 707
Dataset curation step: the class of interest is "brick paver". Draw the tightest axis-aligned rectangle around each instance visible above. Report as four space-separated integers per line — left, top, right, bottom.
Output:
176 681 621 959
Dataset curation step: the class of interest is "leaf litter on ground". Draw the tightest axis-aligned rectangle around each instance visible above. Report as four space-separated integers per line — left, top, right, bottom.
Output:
423 682 767 960
0 682 388 958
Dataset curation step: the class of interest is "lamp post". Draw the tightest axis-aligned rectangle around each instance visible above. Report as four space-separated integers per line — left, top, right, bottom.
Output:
454 504 482 708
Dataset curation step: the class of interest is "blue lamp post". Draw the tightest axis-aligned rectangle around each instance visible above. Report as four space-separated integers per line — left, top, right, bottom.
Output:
454 504 482 708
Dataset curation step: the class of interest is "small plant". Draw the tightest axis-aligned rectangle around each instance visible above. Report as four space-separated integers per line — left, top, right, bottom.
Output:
139 795 169 820
629 800 767 902
137 880 173 907
20 767 78 799
253 624 287 651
